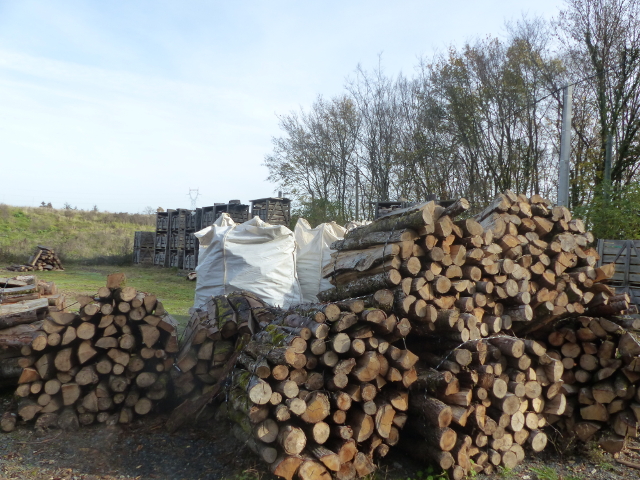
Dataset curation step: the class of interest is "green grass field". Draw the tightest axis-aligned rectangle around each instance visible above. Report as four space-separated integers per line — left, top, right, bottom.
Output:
0 204 154 265
0 265 195 330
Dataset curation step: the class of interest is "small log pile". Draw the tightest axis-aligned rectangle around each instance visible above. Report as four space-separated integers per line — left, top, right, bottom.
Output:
219 297 413 480
172 290 263 398
7 245 64 272
1 276 67 389
3 273 178 432
531 314 640 452
402 334 570 478
473 191 619 335
173 290 414 480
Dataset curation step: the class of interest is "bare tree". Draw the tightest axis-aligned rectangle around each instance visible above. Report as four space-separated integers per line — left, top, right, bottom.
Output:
558 0 640 185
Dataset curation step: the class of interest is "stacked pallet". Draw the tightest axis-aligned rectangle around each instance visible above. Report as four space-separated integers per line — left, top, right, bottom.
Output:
531 314 640 452
1 273 179 432
133 231 154 266
7 246 64 272
0 276 67 389
313 194 628 477
595 239 640 310
251 197 291 226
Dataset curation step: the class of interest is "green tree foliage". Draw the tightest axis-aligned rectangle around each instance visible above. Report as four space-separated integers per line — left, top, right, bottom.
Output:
289 197 348 230
573 181 640 239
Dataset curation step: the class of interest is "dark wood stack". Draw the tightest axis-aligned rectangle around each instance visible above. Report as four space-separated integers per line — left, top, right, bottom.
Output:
217 295 413 480
172 291 264 398
154 210 170 267
595 239 640 311
531 314 640 453
4 273 178 432
250 197 291 226
7 246 64 272
133 231 155 266
1 276 67 389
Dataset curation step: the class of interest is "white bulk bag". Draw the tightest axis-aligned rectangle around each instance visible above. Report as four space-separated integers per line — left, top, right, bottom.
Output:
194 214 302 309
294 218 346 303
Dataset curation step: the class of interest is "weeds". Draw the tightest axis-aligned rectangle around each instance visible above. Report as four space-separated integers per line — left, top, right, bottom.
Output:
583 440 605 464
498 466 516 479
225 468 264 480
399 466 448 480
530 466 558 480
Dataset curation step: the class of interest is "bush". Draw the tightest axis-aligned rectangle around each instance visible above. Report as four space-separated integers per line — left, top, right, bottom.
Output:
573 182 640 240
290 198 348 229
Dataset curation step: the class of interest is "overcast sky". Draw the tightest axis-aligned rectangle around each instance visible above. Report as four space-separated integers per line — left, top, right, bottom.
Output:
0 0 563 213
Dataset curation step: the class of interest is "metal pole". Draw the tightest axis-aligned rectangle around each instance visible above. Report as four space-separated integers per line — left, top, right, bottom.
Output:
355 169 359 222
557 84 573 207
604 133 613 200
604 133 613 184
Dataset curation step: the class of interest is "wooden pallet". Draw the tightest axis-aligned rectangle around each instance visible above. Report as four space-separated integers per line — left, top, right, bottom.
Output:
183 253 197 270
250 197 291 226
154 251 166 267
133 231 155 249
133 247 154 266
156 212 169 231
597 239 640 306
169 250 183 268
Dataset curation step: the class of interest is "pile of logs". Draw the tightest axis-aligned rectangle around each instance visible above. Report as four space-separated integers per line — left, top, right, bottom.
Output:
3 191 640 480
172 291 259 398
7 245 64 272
401 335 566 478
311 192 629 478
1 273 179 432
532 314 640 452
473 191 622 334
175 290 414 480
1 276 67 389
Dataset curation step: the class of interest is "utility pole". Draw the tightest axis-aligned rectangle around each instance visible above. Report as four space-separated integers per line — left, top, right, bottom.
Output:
355 169 359 222
604 133 613 201
557 84 573 207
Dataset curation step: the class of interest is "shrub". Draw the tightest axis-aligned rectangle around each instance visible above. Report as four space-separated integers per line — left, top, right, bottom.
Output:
573 182 640 240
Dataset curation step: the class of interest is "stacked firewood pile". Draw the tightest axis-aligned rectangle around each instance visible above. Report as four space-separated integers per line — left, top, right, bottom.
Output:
172 291 260 398
1 276 67 389
308 193 631 478
1 273 179 433
7 245 64 272
175 290 413 480
530 314 640 452
3 191 639 480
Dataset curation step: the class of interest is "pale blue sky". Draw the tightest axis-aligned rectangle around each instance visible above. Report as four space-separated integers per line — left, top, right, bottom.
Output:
0 0 563 212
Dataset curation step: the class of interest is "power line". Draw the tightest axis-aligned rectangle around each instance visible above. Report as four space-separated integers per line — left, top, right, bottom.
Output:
188 188 200 210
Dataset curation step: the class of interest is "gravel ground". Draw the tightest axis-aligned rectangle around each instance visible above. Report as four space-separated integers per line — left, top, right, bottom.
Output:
3 392 640 480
